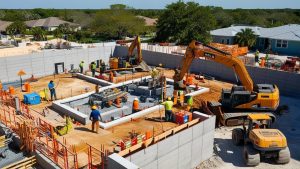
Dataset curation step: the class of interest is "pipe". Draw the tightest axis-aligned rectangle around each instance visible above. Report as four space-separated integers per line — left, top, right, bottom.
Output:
100 105 164 129
185 87 210 97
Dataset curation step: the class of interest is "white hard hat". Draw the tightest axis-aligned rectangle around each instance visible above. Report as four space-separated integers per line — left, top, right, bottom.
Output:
134 98 138 101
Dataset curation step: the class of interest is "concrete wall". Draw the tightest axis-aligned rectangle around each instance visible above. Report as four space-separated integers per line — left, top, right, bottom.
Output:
114 46 300 97
0 46 114 82
121 115 216 169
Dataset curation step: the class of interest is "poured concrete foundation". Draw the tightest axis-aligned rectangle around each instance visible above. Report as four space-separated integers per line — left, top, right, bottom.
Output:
108 112 216 169
52 76 209 127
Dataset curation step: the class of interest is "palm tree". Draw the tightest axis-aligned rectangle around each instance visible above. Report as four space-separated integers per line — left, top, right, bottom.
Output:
5 21 26 40
235 28 257 48
31 27 46 41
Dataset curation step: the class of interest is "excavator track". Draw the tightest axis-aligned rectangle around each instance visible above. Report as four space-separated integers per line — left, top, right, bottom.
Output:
207 101 276 126
222 112 276 126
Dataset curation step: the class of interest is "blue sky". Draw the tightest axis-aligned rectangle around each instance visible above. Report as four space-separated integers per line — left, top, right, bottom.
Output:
0 0 300 9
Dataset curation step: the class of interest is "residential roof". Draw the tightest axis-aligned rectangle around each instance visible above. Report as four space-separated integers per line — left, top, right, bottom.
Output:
210 25 262 37
25 17 79 28
136 16 157 26
211 24 300 41
0 20 13 32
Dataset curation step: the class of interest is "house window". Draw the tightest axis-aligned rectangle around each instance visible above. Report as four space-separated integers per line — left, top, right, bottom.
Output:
226 39 230 44
276 40 288 48
221 39 225 44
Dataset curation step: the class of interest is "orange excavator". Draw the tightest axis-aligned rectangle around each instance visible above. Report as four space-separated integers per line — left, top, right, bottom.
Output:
110 36 151 71
174 41 280 125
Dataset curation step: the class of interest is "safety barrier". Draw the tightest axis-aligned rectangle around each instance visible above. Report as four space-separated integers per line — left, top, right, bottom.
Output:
87 144 110 169
0 90 111 169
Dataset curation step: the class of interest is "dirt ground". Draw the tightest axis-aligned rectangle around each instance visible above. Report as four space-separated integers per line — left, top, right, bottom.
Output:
60 109 179 167
14 73 96 126
198 96 300 169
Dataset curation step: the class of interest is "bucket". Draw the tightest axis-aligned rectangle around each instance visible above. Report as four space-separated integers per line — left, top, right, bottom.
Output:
8 86 15 95
24 82 31 92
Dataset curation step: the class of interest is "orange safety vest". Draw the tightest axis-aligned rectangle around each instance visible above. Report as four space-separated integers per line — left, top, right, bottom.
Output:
133 100 139 110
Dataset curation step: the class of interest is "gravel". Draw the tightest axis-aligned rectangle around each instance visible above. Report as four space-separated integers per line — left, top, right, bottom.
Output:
198 96 300 169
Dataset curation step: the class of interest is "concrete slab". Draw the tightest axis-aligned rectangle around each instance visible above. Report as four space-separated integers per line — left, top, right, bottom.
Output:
157 134 179 158
203 115 216 134
192 121 203 139
143 160 158 169
178 126 193 146
108 153 139 169
178 142 192 169
130 144 158 167
191 136 203 168
201 130 214 162
157 148 178 169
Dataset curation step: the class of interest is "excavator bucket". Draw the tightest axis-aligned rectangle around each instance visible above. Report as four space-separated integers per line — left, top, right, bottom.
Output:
135 60 152 72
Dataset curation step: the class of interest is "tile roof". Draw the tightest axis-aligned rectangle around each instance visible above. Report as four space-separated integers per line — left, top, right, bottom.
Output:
25 17 79 28
0 20 13 32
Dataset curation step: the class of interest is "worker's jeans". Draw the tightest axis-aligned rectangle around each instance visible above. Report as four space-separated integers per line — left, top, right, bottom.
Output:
92 69 96 77
50 89 57 101
165 110 173 122
80 67 83 73
92 120 99 133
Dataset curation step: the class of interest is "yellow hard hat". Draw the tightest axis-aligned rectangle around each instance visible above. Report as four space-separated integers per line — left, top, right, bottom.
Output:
91 105 97 110
167 97 171 101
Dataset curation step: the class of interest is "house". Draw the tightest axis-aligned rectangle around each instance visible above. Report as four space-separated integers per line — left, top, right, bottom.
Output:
0 20 13 35
210 24 300 56
25 17 81 31
136 16 157 26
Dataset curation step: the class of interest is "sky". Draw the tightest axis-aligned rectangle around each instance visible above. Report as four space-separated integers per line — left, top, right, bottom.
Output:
0 0 300 9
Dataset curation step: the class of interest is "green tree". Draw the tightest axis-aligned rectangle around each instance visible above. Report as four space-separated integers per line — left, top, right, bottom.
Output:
58 23 72 34
91 8 146 39
110 4 127 10
155 1 216 44
5 21 26 39
53 28 63 39
235 28 257 47
31 27 46 41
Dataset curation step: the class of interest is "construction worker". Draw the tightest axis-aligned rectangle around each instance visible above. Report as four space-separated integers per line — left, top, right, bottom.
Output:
161 97 174 122
187 95 193 112
132 98 140 113
90 105 101 133
79 61 84 73
255 50 259 66
48 80 57 101
91 62 97 77
179 90 184 107
265 53 270 68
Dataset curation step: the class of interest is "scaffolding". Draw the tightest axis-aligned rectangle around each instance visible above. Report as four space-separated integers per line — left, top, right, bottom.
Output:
0 90 110 169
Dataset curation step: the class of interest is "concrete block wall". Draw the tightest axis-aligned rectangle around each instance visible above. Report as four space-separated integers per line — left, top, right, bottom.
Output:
123 115 216 169
0 46 114 82
114 46 300 97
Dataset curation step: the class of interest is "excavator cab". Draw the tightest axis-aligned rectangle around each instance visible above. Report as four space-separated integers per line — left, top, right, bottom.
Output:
221 86 254 109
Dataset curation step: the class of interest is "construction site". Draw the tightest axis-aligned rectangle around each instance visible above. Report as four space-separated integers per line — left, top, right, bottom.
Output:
0 34 299 169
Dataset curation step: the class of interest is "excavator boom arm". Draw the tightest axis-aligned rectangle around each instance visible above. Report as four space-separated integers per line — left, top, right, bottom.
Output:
175 40 254 91
128 36 142 63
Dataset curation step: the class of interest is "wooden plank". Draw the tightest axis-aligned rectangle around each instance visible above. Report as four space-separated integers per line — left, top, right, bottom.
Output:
2 156 36 169
118 118 201 157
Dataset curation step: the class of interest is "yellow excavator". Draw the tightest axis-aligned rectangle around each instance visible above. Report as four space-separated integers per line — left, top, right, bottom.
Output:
110 36 151 71
174 40 280 125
